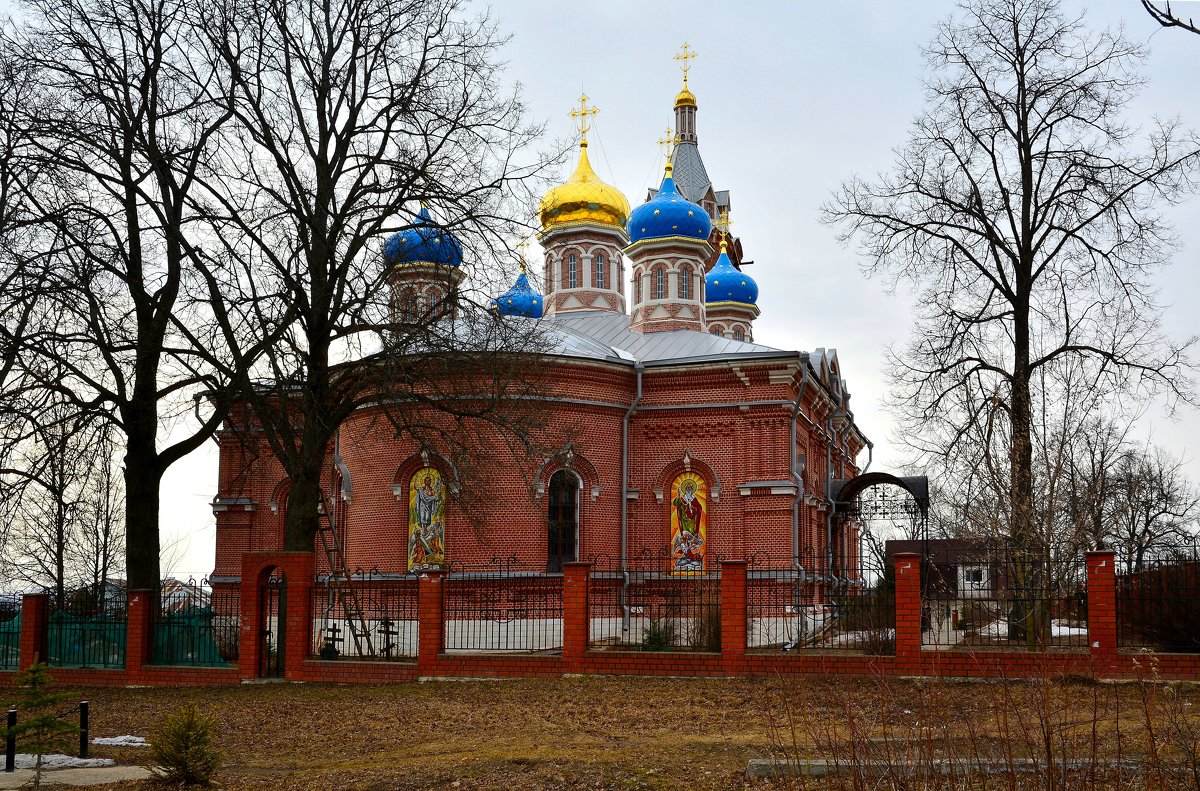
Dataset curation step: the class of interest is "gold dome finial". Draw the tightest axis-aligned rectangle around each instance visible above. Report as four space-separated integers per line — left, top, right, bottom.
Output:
674 43 698 108
537 97 630 233
568 92 600 145
657 126 678 177
518 237 528 273
715 209 732 253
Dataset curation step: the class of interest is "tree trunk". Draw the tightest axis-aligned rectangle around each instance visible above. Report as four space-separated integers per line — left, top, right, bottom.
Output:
123 428 161 591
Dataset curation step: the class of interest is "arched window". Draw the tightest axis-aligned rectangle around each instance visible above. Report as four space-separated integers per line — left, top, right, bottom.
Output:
547 470 579 572
733 328 744 341
710 327 722 336
635 272 642 304
407 466 446 571
568 254 578 288
427 290 438 313
679 266 691 300
401 288 416 324
654 267 664 300
669 472 707 574
594 253 605 288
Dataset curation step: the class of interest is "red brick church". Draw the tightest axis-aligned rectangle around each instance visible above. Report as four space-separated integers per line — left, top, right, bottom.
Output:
209 62 869 597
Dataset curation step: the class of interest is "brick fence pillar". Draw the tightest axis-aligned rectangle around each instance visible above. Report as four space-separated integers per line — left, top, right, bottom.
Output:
282 555 316 681
417 570 445 675
1087 550 1118 675
893 552 922 672
18 592 49 670
125 589 154 675
720 560 747 672
562 562 590 668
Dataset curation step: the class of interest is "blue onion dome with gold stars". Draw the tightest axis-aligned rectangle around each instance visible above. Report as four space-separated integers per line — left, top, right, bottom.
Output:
705 243 758 306
491 261 543 318
628 162 712 245
384 207 463 267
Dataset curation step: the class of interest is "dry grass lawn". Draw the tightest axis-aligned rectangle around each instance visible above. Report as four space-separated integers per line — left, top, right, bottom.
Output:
25 670 1200 790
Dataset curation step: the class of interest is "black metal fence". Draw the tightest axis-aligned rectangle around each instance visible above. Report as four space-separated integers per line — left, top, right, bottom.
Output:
311 571 419 660
46 588 127 669
0 606 18 670
152 579 239 666
588 548 722 652
921 547 1088 651
746 550 895 654
443 558 563 653
1117 541 1200 653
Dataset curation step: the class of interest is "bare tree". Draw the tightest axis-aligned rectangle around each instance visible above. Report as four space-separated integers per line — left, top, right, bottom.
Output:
826 0 1199 553
0 0 243 589
193 0 552 552
1110 443 1200 574
1142 1 1200 35
0 401 124 605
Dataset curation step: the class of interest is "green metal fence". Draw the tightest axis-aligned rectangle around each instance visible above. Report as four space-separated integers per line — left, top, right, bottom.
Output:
0 613 19 669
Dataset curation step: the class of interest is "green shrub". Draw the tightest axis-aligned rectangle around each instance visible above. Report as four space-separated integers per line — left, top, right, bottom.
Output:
2 659 78 789
148 705 222 786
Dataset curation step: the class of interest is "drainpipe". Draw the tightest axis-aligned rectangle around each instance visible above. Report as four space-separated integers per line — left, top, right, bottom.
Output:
790 354 810 570
620 362 644 634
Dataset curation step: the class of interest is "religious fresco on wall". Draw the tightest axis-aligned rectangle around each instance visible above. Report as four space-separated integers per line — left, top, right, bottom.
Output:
670 472 706 574
408 466 446 571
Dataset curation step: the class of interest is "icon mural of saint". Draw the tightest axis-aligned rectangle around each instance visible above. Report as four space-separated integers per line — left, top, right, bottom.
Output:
407 466 446 571
670 472 706 574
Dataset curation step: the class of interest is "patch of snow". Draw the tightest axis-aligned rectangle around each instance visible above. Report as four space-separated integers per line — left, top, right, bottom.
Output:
92 735 149 747
15 754 116 769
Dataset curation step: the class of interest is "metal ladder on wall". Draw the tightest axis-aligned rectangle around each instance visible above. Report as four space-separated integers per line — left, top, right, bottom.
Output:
314 487 375 658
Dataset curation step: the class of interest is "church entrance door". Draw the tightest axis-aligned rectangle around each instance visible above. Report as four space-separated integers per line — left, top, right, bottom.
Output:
259 569 286 678
547 470 579 573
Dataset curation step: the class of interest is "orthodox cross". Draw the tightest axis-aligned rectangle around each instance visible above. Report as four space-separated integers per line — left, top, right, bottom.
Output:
518 237 531 273
657 126 677 160
674 42 697 84
715 209 733 245
569 93 600 142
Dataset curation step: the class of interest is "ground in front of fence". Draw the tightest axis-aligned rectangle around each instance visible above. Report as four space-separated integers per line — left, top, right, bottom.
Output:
51 673 1200 790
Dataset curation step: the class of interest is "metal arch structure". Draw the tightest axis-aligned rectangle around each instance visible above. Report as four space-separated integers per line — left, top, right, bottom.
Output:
830 473 929 519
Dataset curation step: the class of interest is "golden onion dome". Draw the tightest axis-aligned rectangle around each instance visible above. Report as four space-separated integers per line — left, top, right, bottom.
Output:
674 84 697 108
538 141 630 232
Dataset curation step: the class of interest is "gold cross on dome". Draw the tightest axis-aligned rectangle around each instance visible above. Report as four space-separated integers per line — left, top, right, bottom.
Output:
569 93 600 142
518 237 531 273
675 42 697 83
657 127 677 159
710 207 729 241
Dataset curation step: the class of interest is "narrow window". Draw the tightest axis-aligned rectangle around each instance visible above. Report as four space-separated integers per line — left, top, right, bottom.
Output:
547 470 579 573
711 327 721 336
734 328 744 341
679 267 691 300
594 253 605 288
635 274 642 304
654 267 664 300
568 254 578 288
427 290 438 313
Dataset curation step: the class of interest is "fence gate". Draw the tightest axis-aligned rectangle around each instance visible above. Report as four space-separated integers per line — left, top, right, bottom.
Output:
259 571 286 678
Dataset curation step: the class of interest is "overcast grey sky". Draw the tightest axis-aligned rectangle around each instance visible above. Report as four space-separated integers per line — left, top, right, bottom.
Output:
8 0 1195 576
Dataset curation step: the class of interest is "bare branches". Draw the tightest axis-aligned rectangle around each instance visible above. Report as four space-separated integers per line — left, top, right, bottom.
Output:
1142 1 1200 36
826 0 1200 546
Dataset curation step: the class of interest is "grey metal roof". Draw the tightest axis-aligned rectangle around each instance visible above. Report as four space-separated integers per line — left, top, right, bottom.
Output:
670 142 713 203
545 311 792 365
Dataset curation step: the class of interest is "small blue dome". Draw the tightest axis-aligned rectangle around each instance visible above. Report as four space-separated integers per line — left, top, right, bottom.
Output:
705 248 758 306
627 171 712 244
384 207 463 267
491 269 543 318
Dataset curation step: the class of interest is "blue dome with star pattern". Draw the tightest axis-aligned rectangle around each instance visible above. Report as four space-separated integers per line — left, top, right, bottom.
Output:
627 171 712 245
704 248 758 306
491 269 543 318
384 207 463 267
